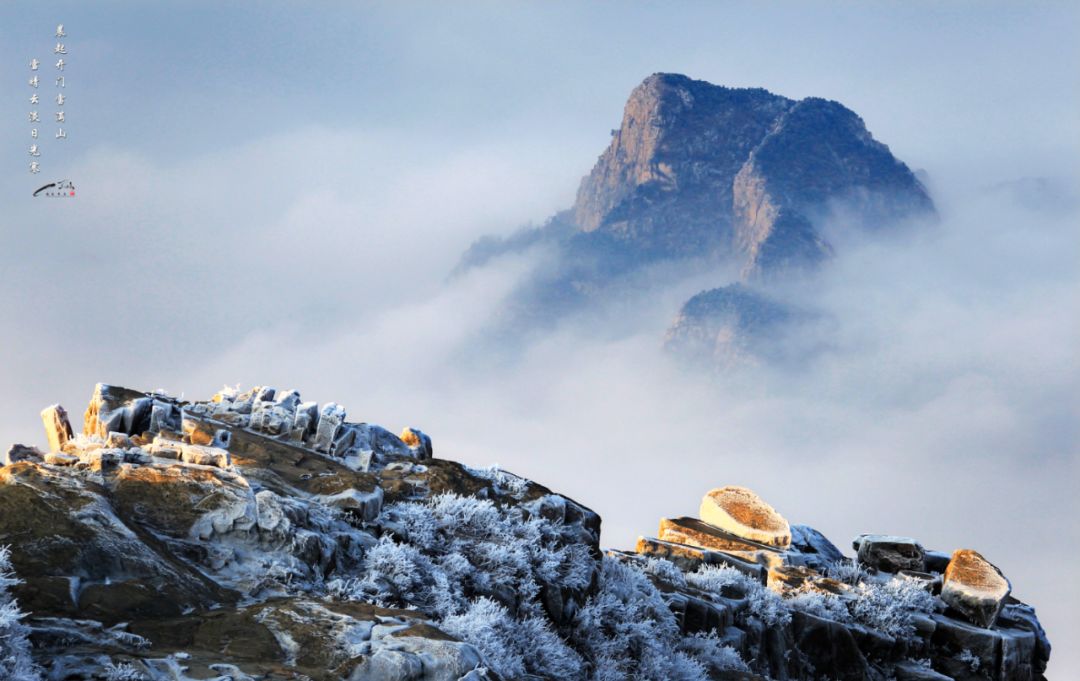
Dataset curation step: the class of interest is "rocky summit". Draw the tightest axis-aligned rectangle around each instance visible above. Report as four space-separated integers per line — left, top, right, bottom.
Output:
0 382 1051 680
459 73 934 336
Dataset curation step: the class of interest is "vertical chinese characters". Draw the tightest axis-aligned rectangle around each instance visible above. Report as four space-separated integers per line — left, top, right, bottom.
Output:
26 24 70 184
28 56 40 173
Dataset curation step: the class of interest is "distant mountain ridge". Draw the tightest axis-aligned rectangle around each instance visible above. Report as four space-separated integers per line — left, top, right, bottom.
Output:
458 73 935 357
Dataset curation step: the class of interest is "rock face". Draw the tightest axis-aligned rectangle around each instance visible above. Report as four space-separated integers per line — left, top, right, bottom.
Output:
732 97 934 278
573 74 932 272
574 75 793 261
0 383 1050 680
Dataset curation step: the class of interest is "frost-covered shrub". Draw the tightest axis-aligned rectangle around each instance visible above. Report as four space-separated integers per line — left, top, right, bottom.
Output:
330 493 595 619
958 648 981 672
327 493 596 678
849 576 935 638
103 662 146 681
572 557 745 680
639 557 687 588
328 495 748 680
786 588 852 623
678 631 749 673
0 546 41 681
464 465 531 499
686 565 790 627
441 597 583 679
825 560 868 586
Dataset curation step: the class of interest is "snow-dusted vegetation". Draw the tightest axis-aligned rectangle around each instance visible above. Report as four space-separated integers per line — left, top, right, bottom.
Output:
327 493 747 680
0 546 40 681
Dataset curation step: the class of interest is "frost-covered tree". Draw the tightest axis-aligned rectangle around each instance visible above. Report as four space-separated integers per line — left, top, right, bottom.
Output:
0 546 41 681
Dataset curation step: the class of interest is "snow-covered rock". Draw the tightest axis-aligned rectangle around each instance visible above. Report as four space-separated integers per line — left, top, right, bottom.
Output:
0 382 1053 680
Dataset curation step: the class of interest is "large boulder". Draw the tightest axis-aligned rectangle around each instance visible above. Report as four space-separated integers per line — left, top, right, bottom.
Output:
941 549 1011 628
699 486 791 549
853 534 925 573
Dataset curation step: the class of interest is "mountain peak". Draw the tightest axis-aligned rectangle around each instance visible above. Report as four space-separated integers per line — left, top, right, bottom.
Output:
571 73 933 274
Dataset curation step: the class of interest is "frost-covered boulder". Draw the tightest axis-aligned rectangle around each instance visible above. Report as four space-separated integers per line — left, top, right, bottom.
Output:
699 486 791 549
854 534 926 573
941 549 1011 628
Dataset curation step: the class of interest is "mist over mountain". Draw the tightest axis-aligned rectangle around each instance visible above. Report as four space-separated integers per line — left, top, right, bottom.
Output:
458 73 936 353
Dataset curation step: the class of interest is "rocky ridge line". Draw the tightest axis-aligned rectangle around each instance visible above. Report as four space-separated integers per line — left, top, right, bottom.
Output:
0 383 1050 680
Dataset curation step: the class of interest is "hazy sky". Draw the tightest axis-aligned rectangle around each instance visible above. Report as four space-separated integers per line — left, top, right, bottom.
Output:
2 2 1078 677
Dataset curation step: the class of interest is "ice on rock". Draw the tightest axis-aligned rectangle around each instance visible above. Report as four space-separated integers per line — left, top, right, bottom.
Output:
274 389 301 412
316 486 384 522
148 398 181 434
83 384 153 438
104 431 133 449
313 403 346 452
44 451 79 466
699 485 791 549
250 396 296 437
291 401 319 442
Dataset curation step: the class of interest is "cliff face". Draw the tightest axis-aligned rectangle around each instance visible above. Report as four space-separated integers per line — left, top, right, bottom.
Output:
570 72 934 276
572 74 793 261
732 97 935 278
0 383 1052 680
458 73 935 343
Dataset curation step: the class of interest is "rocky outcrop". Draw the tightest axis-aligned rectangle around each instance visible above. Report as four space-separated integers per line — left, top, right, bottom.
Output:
0 382 603 680
0 383 1049 680
663 283 798 370
629 486 1051 680
573 74 794 261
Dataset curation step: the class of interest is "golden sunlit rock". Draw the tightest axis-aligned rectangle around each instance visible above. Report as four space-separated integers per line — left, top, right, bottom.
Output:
942 549 1011 628
39 404 73 452
699 486 791 549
